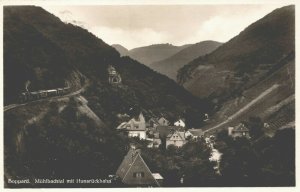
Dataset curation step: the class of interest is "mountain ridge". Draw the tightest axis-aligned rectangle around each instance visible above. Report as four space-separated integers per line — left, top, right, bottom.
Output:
150 40 222 80
127 43 192 65
177 5 295 102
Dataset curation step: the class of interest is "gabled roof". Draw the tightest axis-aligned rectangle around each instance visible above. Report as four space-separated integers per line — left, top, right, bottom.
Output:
187 129 204 137
156 126 184 138
117 113 146 131
174 119 185 127
167 131 185 141
117 122 129 130
158 116 168 121
116 148 140 179
116 148 160 186
178 132 185 140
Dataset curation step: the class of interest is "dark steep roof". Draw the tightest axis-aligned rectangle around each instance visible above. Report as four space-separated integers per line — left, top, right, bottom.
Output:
116 148 140 179
116 148 160 187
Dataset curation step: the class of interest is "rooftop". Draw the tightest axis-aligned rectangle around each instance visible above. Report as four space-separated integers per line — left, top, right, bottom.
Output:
152 173 163 180
156 126 185 138
233 123 249 132
187 128 204 136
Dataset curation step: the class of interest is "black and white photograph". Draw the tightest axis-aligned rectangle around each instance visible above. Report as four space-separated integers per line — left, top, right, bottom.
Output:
1 0 297 189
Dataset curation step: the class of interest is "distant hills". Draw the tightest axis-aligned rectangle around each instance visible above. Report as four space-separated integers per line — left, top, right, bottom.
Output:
150 40 222 80
177 5 295 101
4 6 210 121
112 41 222 80
4 5 213 181
114 43 191 66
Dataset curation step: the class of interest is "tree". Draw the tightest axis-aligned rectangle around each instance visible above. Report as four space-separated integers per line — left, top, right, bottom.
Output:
246 116 264 139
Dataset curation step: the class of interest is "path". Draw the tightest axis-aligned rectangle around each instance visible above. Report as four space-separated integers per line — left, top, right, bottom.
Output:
203 84 280 134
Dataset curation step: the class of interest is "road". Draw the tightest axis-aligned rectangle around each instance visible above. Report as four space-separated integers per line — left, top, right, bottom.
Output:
4 84 87 112
203 84 280 134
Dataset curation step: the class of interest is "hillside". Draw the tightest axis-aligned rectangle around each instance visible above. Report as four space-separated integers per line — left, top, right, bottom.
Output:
203 56 295 136
177 5 295 103
128 43 191 65
4 6 211 119
151 41 222 80
112 44 129 56
4 6 213 183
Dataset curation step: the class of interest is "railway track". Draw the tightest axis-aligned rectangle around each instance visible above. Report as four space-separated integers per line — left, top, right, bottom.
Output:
4 85 87 112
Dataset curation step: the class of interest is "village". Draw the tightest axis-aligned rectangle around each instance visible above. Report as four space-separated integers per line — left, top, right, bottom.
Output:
108 65 252 187
3 4 295 188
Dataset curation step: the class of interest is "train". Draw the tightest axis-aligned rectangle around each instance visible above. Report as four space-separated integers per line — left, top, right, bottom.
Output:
19 86 70 103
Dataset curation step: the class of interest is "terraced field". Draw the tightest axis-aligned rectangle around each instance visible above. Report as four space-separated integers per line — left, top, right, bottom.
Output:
203 59 295 136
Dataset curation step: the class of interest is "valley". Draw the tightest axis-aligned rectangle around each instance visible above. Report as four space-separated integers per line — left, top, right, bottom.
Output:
3 4 295 188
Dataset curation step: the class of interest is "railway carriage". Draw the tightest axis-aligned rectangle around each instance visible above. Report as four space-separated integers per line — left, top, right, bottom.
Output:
19 86 71 103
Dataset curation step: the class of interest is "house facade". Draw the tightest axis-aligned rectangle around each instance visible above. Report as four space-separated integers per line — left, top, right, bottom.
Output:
166 131 186 148
108 65 122 84
158 117 170 126
117 113 147 140
116 148 163 187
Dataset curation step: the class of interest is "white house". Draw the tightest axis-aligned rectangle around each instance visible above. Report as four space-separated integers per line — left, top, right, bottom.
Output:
174 119 185 127
166 131 186 148
117 113 147 140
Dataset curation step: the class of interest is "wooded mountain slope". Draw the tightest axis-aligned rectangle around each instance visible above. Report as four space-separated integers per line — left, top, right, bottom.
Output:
177 5 295 103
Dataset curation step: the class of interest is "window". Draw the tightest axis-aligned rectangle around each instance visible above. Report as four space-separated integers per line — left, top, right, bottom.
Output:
133 172 144 178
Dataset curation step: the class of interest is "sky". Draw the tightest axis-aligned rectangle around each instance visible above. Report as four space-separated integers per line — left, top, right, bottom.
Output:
43 4 290 49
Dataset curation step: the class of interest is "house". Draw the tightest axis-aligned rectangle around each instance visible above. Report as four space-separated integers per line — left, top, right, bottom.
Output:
228 123 250 139
146 132 161 148
146 117 159 128
174 119 185 127
146 138 162 148
116 148 163 187
117 113 146 140
155 126 185 138
166 131 187 148
185 128 204 139
158 117 170 126
108 65 122 84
